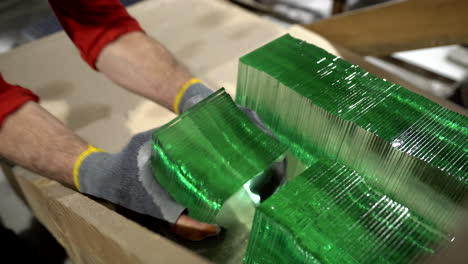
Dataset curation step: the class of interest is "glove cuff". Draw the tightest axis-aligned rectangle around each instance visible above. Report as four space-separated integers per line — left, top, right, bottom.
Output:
73 144 105 191
173 78 213 114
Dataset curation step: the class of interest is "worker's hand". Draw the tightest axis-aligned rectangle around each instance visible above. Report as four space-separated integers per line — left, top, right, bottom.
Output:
74 129 220 241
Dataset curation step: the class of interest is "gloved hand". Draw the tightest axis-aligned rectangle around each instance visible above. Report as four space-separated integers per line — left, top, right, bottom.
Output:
74 129 219 240
75 129 185 223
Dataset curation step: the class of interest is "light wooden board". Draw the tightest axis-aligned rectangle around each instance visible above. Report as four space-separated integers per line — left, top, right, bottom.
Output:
11 166 210 264
0 0 465 263
306 0 468 56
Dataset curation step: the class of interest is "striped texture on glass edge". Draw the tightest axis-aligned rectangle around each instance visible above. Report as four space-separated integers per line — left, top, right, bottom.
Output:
151 88 287 223
238 34 467 263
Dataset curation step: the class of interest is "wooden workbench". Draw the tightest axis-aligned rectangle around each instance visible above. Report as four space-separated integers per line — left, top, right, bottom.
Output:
0 0 465 263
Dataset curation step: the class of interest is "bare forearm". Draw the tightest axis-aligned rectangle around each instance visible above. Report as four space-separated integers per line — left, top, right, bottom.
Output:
0 102 88 188
96 32 193 111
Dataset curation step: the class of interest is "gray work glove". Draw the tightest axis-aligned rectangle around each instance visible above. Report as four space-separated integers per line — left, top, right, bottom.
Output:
76 82 286 222
77 129 185 224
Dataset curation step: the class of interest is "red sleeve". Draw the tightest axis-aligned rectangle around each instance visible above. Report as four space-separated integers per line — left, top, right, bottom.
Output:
48 0 144 69
0 74 39 128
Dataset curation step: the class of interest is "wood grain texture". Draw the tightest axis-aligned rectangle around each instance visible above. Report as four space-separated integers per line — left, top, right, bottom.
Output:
306 0 468 56
13 167 209 264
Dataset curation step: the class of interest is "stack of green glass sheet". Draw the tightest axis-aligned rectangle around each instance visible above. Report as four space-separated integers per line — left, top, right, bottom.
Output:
151 89 287 223
245 160 446 264
237 35 467 263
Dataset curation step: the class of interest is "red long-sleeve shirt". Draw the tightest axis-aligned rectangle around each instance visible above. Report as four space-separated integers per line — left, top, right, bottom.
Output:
0 0 143 127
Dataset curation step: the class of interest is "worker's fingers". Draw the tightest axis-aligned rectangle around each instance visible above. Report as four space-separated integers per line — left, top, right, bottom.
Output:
171 215 220 241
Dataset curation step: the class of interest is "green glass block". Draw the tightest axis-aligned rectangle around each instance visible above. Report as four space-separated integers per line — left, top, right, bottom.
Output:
238 35 467 263
245 161 445 264
151 88 287 223
237 34 467 226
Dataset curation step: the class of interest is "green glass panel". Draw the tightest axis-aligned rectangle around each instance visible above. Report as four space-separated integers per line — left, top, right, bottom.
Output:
238 35 467 263
245 161 445 264
151 88 287 223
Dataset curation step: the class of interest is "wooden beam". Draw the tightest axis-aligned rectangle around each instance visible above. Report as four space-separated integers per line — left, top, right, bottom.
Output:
12 167 210 264
305 0 468 56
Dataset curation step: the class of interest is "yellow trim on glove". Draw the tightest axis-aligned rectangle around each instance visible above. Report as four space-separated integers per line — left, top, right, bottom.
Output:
73 145 104 191
173 78 202 114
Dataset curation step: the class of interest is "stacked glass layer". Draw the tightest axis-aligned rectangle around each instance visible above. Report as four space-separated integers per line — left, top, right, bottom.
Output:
245 161 445 264
237 35 467 263
151 89 287 223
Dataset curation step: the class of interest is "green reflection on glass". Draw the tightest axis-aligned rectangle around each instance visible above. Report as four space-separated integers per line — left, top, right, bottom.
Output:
151 89 287 223
238 35 467 263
